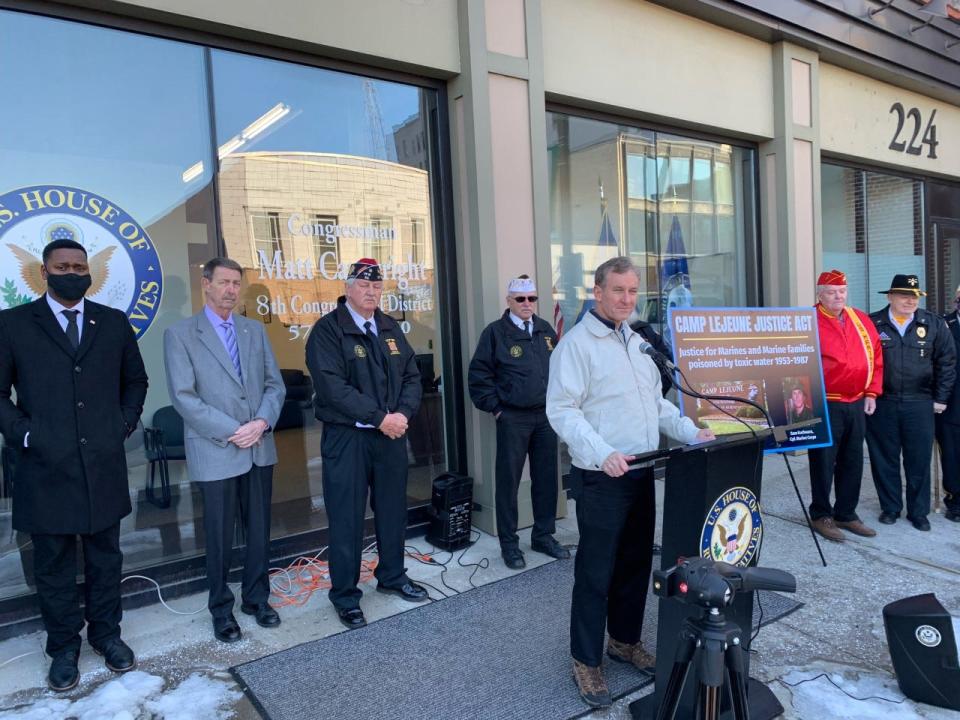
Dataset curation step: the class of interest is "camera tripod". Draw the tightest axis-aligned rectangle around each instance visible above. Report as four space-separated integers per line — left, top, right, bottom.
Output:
655 605 750 720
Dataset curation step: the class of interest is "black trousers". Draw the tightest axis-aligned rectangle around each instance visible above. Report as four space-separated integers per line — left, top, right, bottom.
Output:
935 417 960 512
196 464 273 618
807 399 866 522
866 398 934 520
495 408 559 551
322 424 408 610
32 522 122 657
570 466 655 667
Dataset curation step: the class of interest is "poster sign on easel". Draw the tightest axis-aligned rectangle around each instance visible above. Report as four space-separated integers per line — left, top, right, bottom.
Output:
668 307 832 453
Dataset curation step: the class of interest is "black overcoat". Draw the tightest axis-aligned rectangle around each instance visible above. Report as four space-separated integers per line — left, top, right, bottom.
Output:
0 297 148 534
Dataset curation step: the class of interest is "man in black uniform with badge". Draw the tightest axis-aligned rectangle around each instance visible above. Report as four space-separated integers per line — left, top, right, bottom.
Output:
468 275 567 570
305 258 427 629
935 284 960 523
866 274 956 531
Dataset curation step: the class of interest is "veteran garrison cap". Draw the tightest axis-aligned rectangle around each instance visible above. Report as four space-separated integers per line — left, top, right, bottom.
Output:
347 257 382 281
816 269 846 286
878 274 926 297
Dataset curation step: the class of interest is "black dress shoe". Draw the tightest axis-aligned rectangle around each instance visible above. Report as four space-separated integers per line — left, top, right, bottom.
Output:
241 602 281 628
47 650 80 692
92 637 136 673
376 581 429 602
502 548 526 570
213 614 242 643
337 607 367 629
945 509 960 523
878 512 898 525
910 517 931 531
531 536 571 560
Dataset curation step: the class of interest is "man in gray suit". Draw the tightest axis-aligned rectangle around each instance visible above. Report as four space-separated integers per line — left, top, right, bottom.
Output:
163 257 285 642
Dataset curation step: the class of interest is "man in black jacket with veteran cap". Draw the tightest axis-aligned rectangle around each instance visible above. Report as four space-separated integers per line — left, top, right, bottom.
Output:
468 274 568 570
866 274 956 531
0 237 148 691
305 257 426 630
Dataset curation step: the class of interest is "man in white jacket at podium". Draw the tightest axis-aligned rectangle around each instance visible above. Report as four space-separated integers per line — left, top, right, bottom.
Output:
546 256 714 709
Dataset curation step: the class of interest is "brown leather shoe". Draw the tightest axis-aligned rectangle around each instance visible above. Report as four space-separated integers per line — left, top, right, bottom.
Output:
572 659 611 708
834 519 877 537
811 517 845 542
607 635 656 672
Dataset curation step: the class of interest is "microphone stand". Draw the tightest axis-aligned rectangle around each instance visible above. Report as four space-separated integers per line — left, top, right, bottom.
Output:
644 348 828 567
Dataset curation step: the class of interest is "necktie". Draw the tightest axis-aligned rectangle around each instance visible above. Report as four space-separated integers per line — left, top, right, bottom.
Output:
364 321 388 371
221 322 242 379
523 320 531 337
63 310 79 350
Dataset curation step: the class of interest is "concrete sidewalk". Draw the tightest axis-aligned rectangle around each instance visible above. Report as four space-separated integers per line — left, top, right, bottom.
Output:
0 450 957 718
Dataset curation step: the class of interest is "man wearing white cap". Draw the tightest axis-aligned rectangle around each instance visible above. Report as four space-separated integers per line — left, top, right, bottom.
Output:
468 274 567 569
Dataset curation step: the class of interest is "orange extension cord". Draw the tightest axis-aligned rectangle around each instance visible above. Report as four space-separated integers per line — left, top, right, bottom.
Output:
267 544 436 608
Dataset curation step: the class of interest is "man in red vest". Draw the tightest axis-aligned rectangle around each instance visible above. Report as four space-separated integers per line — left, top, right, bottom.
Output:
808 269 883 542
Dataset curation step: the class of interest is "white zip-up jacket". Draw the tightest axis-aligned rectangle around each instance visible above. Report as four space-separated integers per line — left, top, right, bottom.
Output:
546 311 699 471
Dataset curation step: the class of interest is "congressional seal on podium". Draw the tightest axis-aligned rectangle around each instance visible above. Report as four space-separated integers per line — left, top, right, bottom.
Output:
700 486 764 567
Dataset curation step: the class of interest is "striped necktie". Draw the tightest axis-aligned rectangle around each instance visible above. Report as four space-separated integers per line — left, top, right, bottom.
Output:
221 321 242 379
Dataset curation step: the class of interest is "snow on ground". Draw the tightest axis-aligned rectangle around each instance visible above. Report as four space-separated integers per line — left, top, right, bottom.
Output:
0 670 240 720
779 667 959 720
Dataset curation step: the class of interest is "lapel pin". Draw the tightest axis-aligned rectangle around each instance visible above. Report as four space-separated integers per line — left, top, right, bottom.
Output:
89 320 96 325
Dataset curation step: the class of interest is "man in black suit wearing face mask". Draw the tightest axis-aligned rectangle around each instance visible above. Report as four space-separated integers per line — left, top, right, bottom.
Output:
0 237 148 692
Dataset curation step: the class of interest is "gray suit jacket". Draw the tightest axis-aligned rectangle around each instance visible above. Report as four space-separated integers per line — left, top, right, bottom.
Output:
163 310 285 482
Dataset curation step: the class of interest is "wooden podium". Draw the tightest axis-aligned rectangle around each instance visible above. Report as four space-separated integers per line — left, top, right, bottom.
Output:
631 430 784 720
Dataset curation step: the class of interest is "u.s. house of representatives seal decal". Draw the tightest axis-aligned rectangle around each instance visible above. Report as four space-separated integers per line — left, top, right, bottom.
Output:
915 625 942 648
701 486 763 567
0 185 162 337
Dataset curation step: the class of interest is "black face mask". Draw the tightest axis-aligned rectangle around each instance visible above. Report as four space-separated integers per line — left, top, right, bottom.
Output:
46 273 92 302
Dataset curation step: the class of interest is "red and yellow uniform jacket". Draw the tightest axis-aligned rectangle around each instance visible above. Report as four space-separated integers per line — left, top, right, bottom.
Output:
816 303 884 402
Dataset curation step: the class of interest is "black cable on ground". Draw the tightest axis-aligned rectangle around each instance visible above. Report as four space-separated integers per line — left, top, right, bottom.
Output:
777 673 905 704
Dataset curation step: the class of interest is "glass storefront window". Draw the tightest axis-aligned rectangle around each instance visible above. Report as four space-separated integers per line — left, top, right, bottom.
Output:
209 50 445 537
546 113 757 343
0 10 220 600
0 10 447 602
866 171 925 313
820 162 926 313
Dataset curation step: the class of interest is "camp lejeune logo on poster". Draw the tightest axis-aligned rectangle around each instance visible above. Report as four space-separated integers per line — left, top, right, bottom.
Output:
0 185 162 337
700 486 764 567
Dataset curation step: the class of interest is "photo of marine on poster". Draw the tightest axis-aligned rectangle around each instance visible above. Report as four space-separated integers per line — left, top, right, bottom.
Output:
667 307 832 453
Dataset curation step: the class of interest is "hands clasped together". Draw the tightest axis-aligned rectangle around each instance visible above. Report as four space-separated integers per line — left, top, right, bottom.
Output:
229 419 268 448
378 412 409 439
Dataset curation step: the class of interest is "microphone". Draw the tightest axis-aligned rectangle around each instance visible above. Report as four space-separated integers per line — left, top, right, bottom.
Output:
638 340 676 371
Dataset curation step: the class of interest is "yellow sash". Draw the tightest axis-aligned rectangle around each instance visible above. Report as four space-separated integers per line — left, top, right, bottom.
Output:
844 306 875 392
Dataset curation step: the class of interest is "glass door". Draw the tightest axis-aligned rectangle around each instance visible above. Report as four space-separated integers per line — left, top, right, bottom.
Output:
933 220 960 316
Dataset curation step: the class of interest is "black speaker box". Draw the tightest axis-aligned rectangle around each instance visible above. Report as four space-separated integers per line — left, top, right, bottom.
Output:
883 593 960 711
426 473 473 551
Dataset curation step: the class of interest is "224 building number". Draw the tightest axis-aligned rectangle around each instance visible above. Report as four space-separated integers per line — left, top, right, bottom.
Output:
889 103 938 159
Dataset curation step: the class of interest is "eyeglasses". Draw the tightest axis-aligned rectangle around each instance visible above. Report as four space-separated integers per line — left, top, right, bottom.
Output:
954 297 960 305
511 296 538 303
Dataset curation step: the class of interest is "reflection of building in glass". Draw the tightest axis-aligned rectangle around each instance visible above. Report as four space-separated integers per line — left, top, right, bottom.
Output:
547 116 750 329
218 151 437 365
393 113 427 170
